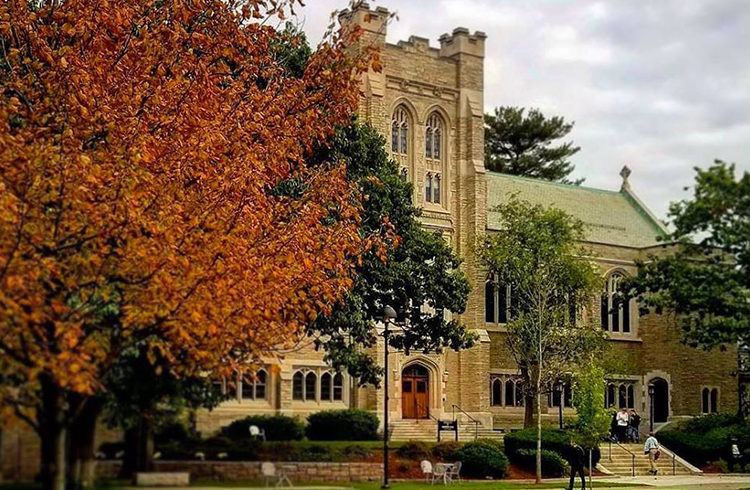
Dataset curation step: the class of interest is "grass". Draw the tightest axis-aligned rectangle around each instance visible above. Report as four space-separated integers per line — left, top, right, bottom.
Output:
0 479 644 490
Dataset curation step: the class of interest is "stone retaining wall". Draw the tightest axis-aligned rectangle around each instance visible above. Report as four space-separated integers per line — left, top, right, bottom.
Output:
95 461 382 482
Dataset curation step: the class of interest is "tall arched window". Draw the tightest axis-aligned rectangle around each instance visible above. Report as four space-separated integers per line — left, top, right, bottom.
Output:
433 174 441 204
321 372 332 401
702 387 719 413
425 173 433 202
601 272 632 333
305 372 317 401
292 372 304 400
425 113 442 159
491 378 502 406
485 274 512 325
606 383 616 408
504 379 515 406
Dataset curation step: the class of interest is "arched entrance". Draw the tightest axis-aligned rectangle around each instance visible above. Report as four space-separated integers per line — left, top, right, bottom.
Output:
402 364 429 419
651 378 669 423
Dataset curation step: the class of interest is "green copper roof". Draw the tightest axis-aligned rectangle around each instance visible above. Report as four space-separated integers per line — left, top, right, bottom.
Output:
486 172 668 248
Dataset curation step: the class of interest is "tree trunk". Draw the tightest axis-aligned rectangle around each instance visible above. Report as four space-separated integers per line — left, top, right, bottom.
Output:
520 365 534 428
39 375 67 490
67 397 101 490
122 414 155 479
535 374 542 484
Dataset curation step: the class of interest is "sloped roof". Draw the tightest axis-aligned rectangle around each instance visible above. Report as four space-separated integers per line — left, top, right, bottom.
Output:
486 172 668 248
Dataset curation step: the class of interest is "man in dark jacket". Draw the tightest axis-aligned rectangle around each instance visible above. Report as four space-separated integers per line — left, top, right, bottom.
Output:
566 441 587 490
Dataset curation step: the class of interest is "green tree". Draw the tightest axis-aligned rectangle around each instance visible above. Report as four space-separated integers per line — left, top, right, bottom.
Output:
484 106 582 184
479 198 604 483
622 161 749 412
572 359 610 449
308 122 475 386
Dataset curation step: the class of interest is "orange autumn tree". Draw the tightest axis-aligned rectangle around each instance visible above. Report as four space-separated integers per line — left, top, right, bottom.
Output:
0 1 378 489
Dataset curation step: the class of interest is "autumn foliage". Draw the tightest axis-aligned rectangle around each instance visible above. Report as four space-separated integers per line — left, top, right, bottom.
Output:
0 0 374 430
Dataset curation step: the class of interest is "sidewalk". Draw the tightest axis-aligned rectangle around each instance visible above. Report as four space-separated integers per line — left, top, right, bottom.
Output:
596 473 750 488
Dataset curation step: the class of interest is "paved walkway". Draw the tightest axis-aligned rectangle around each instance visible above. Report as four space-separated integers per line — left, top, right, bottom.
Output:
596 474 750 488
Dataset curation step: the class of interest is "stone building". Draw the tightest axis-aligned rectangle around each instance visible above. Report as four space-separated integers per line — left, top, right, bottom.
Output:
195 2 739 438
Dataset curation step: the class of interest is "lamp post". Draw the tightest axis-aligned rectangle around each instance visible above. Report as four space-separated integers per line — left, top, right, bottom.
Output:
381 305 397 490
648 382 655 433
554 381 564 429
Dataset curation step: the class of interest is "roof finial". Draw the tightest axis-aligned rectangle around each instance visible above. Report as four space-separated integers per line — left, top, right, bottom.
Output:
620 165 631 190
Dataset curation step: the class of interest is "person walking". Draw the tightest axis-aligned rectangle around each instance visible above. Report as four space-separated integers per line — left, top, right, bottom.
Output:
628 409 641 443
565 441 587 490
644 432 660 475
616 407 629 442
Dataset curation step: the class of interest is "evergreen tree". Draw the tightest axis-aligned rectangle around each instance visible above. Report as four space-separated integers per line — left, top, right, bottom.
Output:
484 106 582 184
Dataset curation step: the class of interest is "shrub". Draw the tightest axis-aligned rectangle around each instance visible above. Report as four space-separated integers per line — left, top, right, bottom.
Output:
396 441 431 460
432 441 463 461
503 428 601 468
658 429 727 467
155 421 195 445
680 413 741 435
222 415 304 441
305 409 379 441
514 449 569 477
455 440 509 478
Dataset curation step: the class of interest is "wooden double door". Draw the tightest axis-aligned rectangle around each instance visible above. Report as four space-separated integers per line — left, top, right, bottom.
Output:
402 364 429 419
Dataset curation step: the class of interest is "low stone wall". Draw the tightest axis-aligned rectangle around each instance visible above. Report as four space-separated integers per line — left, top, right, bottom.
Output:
95 461 383 482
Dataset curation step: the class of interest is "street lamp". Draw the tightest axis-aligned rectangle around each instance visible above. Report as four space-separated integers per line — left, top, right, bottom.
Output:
648 382 655 433
554 380 564 429
380 305 397 490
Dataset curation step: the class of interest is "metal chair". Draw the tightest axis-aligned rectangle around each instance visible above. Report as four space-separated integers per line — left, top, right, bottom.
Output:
447 461 462 483
432 463 447 485
261 462 293 487
420 460 434 483
250 424 267 441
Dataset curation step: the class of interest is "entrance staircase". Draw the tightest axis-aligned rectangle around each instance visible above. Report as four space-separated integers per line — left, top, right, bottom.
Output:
598 442 699 476
389 418 505 442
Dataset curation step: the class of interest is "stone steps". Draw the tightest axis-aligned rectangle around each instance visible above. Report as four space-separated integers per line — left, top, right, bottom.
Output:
389 420 504 442
599 444 695 476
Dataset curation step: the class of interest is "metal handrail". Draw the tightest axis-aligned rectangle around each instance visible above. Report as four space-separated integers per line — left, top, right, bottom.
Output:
608 437 637 477
452 404 480 440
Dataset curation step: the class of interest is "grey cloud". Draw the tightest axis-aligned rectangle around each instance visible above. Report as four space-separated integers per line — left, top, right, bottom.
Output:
299 1 750 219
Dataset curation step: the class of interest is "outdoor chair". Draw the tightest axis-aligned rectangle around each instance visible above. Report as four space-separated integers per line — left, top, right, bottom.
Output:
432 463 447 485
420 460 434 483
261 462 292 487
250 424 267 441
446 461 462 483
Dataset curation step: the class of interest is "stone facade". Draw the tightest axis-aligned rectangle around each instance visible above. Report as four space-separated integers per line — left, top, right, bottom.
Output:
95 461 382 483
196 2 739 435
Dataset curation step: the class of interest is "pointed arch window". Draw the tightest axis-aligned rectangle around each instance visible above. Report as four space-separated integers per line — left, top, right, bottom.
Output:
293 372 304 400
425 173 433 202
485 274 512 325
602 272 632 334
425 113 443 160
702 387 718 413
304 372 317 401
491 379 502 406
321 372 332 401
391 106 409 155
433 174 441 204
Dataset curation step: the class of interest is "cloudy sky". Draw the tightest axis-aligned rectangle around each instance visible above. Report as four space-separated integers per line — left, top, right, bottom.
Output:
294 0 749 219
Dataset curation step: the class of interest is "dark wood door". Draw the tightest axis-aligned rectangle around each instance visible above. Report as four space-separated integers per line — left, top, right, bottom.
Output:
402 365 429 419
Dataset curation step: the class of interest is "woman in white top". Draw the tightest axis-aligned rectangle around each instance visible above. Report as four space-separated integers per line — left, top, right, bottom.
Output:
644 432 659 475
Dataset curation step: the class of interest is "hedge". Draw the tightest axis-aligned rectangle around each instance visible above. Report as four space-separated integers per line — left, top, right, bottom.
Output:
305 409 379 441
514 449 569 477
455 440 509 478
221 415 305 441
658 414 750 467
155 439 377 462
503 428 601 468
